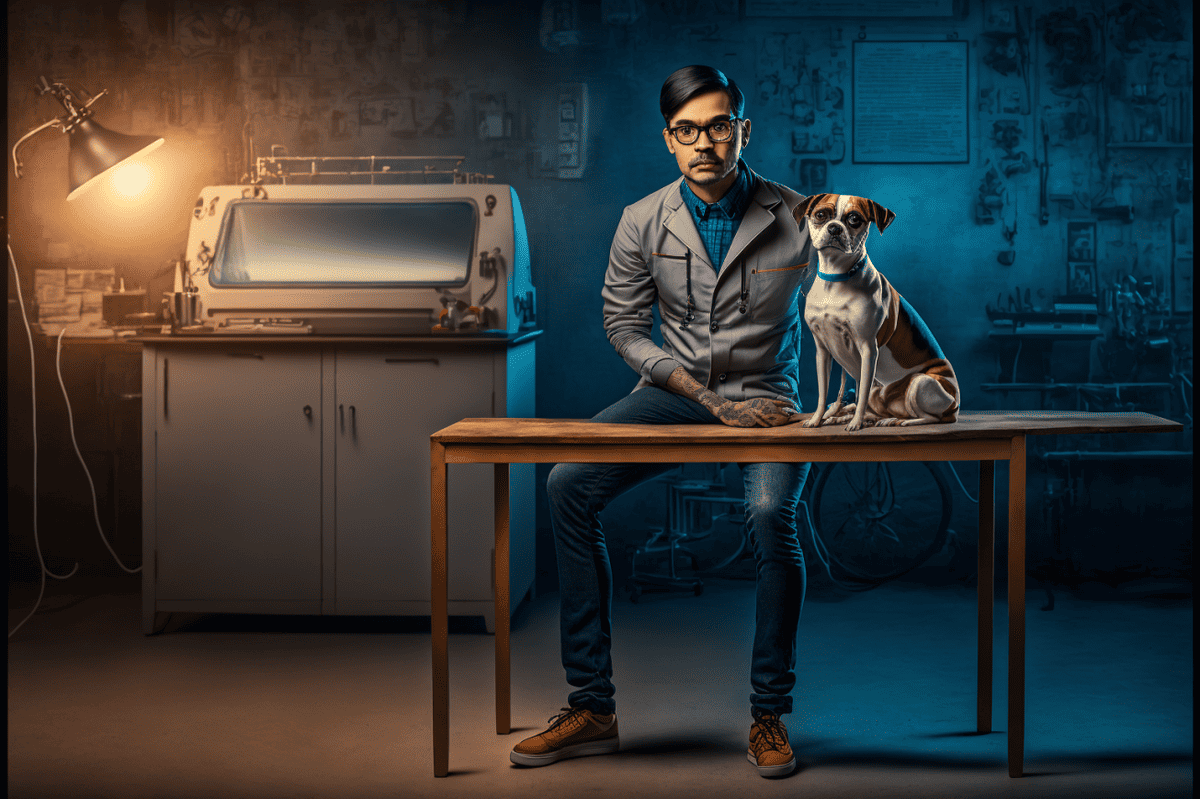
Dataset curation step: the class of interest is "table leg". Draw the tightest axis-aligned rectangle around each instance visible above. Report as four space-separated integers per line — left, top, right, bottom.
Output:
494 463 511 735
431 441 449 777
1007 436 1027 778
977 459 995 733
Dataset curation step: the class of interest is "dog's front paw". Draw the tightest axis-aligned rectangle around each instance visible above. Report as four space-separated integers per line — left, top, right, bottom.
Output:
802 414 824 428
844 417 864 432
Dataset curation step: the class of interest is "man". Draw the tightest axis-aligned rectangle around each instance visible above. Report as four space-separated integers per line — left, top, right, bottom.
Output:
510 65 813 778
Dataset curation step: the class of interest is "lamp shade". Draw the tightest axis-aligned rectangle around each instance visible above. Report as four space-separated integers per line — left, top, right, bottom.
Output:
66 118 164 201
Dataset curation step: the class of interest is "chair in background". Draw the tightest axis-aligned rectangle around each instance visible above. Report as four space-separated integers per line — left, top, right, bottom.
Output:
627 463 746 602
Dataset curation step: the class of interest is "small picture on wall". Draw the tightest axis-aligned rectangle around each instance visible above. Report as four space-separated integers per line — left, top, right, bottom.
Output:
1067 221 1096 262
1068 261 1098 297
798 159 828 194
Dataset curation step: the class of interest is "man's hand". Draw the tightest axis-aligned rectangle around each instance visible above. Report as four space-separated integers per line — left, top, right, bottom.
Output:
714 397 800 428
665 366 801 428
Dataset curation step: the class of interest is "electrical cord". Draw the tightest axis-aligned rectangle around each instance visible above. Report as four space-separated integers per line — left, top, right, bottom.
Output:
8 241 77 638
55 329 142 577
8 241 139 640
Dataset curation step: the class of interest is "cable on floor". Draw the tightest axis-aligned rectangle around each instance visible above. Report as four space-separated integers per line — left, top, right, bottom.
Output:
8 240 139 641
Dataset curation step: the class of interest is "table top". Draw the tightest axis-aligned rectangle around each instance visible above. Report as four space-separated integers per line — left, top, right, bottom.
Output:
432 410 1181 445
133 329 542 346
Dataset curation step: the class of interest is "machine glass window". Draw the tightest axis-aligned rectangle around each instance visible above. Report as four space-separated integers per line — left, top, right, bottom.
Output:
213 201 476 285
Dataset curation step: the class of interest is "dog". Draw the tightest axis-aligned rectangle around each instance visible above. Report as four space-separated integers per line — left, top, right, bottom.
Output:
792 193 959 432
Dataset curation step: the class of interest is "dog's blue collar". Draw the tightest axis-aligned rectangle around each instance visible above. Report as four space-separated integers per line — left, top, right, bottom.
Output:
818 258 865 282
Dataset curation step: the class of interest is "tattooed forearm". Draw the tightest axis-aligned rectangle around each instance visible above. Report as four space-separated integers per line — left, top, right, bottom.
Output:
664 366 797 428
665 366 729 417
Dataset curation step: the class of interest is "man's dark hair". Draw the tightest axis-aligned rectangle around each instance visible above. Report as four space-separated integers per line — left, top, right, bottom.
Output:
660 65 745 125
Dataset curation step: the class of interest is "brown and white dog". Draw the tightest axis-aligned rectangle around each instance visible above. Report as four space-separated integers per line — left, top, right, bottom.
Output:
793 193 959 432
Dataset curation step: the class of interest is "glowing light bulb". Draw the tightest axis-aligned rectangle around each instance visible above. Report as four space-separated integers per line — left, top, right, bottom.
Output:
109 161 151 198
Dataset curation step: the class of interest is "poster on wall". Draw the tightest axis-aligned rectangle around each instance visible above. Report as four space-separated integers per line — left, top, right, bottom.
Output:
1068 261 1098 297
1067 221 1097 262
852 41 969 164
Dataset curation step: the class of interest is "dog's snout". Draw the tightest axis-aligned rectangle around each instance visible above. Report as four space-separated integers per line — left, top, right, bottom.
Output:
827 221 843 235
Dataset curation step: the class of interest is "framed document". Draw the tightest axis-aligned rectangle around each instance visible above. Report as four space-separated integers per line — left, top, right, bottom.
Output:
852 40 970 164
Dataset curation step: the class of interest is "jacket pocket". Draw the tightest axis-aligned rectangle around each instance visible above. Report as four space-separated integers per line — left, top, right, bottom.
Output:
650 251 695 322
749 263 805 323
753 263 807 274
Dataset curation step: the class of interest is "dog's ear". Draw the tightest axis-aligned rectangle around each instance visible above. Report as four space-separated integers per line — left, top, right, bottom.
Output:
792 194 830 225
865 200 896 234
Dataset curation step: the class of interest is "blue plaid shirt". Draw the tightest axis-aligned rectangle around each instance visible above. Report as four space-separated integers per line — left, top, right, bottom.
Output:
679 159 754 271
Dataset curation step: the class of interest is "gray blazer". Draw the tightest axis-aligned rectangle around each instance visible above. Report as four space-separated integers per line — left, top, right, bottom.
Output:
602 166 814 407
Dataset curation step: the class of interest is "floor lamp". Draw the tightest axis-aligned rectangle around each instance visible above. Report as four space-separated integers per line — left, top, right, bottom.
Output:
8 76 164 639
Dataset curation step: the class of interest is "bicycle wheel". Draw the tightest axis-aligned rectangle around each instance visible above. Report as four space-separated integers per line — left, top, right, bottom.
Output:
808 461 951 585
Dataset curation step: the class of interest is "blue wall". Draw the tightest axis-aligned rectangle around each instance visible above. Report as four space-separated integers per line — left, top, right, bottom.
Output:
6 0 1192 595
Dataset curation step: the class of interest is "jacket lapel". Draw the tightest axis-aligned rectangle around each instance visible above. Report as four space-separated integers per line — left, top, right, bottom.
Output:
720 168 782 273
662 180 714 271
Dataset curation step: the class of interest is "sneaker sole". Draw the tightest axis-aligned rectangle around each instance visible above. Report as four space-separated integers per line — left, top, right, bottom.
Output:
747 750 796 778
510 737 620 767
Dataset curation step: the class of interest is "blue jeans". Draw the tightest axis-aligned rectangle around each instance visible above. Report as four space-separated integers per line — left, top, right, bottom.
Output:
547 386 810 718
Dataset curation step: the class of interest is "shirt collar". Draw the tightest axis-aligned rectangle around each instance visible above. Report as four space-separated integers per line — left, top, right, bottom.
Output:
680 158 753 221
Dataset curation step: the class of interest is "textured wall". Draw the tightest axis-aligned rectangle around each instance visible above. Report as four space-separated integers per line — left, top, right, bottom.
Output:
8 0 1192 412
7 0 1193 588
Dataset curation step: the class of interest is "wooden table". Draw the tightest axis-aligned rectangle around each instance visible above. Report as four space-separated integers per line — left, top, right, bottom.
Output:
429 410 1180 778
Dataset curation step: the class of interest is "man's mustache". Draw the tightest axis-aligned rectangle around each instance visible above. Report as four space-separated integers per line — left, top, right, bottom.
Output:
690 155 722 167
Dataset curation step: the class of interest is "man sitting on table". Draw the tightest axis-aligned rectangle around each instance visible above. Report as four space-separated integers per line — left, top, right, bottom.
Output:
509 65 815 779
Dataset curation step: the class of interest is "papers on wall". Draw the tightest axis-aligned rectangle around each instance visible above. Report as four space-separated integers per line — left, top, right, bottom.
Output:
852 41 970 163
35 268 116 337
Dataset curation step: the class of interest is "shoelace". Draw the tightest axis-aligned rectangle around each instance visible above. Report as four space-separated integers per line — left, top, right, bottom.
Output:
754 715 789 749
546 707 587 732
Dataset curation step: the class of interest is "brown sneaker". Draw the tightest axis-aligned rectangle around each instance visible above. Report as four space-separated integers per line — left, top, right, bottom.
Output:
510 707 619 767
747 712 796 777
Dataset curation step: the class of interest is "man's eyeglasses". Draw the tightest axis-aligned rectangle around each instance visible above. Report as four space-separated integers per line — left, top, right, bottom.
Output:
667 118 741 146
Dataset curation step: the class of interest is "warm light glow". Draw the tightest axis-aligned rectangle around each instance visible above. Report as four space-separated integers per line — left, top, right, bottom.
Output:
66 137 164 202
110 161 152 198
64 139 192 255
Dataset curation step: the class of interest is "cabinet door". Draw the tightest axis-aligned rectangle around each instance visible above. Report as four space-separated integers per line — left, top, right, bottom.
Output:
334 351 493 604
154 349 322 601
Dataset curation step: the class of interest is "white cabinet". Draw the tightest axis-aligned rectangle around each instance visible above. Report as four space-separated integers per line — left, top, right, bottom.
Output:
332 351 493 606
141 337 537 634
153 349 323 607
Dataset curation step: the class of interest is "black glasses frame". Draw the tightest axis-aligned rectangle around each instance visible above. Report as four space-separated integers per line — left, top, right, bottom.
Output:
666 118 741 145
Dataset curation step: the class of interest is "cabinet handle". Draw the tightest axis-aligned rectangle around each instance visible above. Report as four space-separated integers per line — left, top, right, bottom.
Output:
339 404 344 431
303 405 312 419
228 352 264 359
350 405 356 435
385 357 439 365
162 358 169 418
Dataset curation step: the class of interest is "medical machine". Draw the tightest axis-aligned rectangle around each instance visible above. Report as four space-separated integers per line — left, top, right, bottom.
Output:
174 155 536 336
142 156 538 634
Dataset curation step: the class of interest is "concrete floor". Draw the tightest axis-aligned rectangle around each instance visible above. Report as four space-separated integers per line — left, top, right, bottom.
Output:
8 571 1193 799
